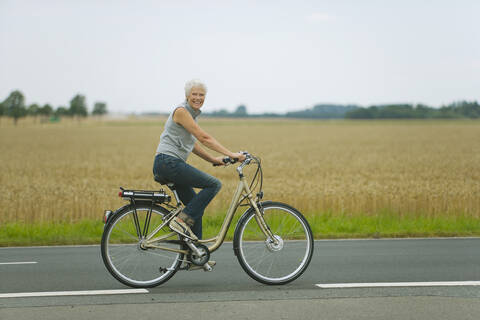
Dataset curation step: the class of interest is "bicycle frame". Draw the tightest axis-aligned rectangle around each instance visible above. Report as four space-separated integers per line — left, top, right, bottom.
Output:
143 160 275 255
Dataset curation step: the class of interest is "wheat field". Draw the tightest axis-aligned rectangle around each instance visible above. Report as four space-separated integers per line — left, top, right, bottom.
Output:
1 117 479 225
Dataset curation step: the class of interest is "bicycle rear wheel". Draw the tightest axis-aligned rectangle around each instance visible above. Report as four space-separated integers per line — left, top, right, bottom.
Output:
233 201 314 285
101 204 183 288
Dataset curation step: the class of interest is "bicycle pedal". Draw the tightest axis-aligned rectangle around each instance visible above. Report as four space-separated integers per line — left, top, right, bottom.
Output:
203 263 213 272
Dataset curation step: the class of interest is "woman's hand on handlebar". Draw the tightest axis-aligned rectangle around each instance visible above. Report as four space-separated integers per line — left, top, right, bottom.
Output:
212 156 227 166
231 152 247 163
212 152 247 166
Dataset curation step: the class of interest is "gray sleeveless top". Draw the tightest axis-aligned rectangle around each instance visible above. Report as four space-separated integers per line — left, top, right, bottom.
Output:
155 101 201 161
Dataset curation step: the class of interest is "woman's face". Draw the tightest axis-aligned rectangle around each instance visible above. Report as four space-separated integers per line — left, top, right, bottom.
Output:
187 87 206 110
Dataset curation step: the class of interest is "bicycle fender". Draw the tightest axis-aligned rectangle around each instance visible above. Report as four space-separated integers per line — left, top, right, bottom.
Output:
105 204 132 226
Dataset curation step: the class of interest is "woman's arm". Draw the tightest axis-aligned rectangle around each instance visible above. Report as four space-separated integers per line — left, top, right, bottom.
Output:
192 142 223 165
174 108 245 160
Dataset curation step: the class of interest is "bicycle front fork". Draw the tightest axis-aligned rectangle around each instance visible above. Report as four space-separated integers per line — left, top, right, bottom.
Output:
249 200 278 245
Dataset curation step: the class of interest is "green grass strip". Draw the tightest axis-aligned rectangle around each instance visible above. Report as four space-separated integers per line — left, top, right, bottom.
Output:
0 220 104 247
1 212 480 246
308 211 480 239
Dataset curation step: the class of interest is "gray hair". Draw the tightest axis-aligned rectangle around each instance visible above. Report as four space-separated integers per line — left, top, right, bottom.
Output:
184 79 207 96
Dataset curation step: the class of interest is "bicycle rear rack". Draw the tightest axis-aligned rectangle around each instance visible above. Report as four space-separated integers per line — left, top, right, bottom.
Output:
118 187 171 204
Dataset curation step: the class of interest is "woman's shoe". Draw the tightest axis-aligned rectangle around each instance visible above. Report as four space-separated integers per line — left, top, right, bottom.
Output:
169 217 198 241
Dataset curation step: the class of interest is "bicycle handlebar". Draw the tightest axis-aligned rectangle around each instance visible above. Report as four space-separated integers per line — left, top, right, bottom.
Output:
213 151 250 167
213 157 238 166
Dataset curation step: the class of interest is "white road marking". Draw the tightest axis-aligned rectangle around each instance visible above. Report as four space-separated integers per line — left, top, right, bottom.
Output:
0 289 149 298
316 281 480 289
0 262 38 265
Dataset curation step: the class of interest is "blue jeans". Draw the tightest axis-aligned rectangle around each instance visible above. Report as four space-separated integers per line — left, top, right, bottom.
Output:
153 153 222 239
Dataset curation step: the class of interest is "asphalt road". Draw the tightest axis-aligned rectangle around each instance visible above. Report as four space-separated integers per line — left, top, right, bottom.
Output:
1 238 480 319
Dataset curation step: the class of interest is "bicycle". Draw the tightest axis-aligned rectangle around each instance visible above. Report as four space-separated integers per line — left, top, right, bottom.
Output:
101 152 314 288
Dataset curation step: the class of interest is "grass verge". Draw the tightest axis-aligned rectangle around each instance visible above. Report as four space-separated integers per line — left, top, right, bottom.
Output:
1 212 480 247
0 220 104 247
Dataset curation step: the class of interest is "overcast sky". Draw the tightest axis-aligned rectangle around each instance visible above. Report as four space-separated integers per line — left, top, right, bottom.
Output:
1 0 479 114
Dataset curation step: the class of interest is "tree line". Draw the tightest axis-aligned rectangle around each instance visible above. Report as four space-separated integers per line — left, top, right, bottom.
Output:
3 89 478 124
0 90 108 125
202 101 480 119
203 104 358 118
345 101 480 119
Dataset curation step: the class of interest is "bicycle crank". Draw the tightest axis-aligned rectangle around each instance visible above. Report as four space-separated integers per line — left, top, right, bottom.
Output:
185 242 210 266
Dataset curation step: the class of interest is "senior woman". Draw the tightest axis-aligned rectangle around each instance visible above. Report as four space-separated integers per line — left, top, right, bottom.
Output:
153 79 246 246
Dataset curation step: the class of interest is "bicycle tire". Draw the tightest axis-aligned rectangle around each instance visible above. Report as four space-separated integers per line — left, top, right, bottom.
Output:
101 204 183 288
233 201 314 285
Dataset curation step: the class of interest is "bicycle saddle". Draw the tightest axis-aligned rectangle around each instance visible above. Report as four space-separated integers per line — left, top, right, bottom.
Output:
154 175 176 189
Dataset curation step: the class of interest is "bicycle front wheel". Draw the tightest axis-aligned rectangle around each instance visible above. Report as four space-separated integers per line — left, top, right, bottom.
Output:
101 204 183 288
233 201 314 285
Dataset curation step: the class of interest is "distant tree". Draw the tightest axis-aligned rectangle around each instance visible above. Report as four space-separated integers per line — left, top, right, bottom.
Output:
413 104 431 119
92 102 108 116
376 104 415 119
207 109 230 117
233 105 248 117
256 112 282 118
55 106 70 117
434 106 462 119
69 94 88 118
27 103 40 115
39 104 54 121
27 103 40 122
345 107 377 119
0 101 5 122
287 104 359 119
4 90 27 125
450 101 480 118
